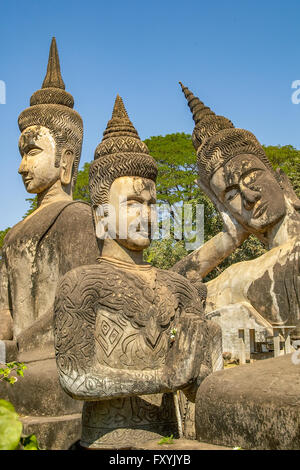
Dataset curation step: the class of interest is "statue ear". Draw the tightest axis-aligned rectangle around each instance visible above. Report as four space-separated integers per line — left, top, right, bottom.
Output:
93 205 109 240
60 149 75 186
276 168 300 211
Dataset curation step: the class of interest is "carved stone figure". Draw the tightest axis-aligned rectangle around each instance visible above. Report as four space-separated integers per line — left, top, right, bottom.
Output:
173 84 300 354
54 96 221 449
0 38 100 449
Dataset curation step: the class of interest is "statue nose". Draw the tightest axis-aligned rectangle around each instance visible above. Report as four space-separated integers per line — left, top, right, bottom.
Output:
242 187 261 210
18 157 28 174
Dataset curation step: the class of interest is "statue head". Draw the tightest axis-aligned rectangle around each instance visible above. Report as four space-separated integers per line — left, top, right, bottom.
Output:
18 38 83 195
179 83 299 234
89 95 158 252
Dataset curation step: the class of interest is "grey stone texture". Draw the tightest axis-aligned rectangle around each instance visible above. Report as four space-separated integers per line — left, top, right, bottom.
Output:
195 354 300 449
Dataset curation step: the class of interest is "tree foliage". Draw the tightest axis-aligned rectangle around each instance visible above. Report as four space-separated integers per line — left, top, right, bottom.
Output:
73 162 91 203
0 228 10 260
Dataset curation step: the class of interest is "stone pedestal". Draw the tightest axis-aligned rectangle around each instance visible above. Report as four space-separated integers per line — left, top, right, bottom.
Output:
195 354 300 450
3 352 82 450
81 394 178 449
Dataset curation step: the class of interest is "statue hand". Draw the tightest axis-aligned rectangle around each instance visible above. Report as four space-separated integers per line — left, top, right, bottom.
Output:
163 315 203 392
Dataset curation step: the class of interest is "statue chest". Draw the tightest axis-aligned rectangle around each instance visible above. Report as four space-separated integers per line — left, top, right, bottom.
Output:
94 273 179 370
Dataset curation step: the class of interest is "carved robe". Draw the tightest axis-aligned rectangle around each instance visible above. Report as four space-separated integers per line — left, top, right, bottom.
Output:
54 258 215 448
0 200 100 350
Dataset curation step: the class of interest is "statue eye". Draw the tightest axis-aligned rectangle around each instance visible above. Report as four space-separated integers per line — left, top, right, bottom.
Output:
224 186 239 202
27 148 42 156
242 170 263 188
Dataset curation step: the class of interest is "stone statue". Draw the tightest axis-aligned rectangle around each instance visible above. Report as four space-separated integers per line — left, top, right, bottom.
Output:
173 84 300 349
0 37 99 344
54 95 221 449
0 38 100 449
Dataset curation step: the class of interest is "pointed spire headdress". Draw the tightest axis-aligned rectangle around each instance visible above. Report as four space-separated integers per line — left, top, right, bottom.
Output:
18 38 83 187
89 95 157 207
179 82 277 185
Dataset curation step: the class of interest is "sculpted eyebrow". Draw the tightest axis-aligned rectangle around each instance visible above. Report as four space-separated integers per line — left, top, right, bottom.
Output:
23 143 42 153
126 195 144 202
240 168 264 179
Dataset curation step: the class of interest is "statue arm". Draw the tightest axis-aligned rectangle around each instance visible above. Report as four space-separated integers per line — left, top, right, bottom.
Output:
57 365 170 401
57 321 206 402
172 229 248 280
0 257 13 340
171 178 249 280
58 315 206 401
54 269 208 401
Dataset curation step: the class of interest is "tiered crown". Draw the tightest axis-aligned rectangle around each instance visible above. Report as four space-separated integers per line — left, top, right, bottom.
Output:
18 37 83 187
89 95 157 207
180 82 277 184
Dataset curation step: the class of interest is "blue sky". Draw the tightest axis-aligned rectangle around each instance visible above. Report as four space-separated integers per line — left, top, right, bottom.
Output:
1 0 300 229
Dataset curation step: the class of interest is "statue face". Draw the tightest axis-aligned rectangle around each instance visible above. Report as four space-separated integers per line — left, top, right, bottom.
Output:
210 154 286 233
96 176 156 251
18 125 60 194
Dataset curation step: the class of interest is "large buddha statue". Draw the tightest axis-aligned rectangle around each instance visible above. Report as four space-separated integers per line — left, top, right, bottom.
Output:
54 95 221 449
0 38 100 449
173 84 300 346
0 38 99 345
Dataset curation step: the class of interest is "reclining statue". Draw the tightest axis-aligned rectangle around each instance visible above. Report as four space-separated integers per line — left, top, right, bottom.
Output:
173 84 300 336
54 95 221 449
0 38 100 449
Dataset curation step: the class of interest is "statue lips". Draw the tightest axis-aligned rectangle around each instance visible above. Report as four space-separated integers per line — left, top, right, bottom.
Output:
252 202 268 219
24 177 33 187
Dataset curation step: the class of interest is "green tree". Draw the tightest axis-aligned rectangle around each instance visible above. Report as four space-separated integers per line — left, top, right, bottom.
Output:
0 228 10 259
23 197 38 218
73 162 91 203
263 145 300 197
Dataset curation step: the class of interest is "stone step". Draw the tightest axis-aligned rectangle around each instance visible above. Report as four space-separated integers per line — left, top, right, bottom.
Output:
128 438 230 450
21 413 82 450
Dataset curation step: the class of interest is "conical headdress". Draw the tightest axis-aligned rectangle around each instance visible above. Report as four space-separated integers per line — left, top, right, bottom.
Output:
180 83 278 185
89 95 157 207
18 38 83 188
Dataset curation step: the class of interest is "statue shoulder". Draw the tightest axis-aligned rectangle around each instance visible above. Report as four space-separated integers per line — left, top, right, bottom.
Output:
54 264 104 328
56 201 94 231
56 263 101 295
157 268 205 314
157 267 196 290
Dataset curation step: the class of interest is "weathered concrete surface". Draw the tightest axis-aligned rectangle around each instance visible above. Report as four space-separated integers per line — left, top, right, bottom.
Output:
209 302 272 358
1 356 83 450
4 357 82 417
206 237 300 327
21 414 82 450
0 340 18 363
130 438 230 450
195 354 300 450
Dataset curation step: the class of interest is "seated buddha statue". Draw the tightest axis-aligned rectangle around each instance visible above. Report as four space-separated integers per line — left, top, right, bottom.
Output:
173 84 300 337
0 38 100 450
54 95 221 449
0 38 99 350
